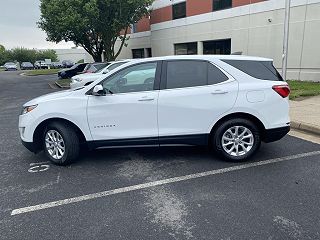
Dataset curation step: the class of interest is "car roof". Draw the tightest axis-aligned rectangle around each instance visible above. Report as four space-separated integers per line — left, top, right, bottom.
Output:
126 55 273 63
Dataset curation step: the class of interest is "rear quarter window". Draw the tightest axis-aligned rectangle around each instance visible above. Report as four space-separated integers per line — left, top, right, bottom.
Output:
222 60 283 81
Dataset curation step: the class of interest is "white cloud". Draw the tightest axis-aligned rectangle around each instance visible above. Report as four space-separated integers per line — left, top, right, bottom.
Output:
0 0 74 49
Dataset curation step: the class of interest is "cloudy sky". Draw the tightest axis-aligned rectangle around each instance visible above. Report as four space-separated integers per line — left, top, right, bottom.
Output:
0 0 75 49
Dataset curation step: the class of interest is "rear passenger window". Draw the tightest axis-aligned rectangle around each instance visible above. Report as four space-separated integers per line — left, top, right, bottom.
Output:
208 63 229 85
166 61 207 89
222 60 283 81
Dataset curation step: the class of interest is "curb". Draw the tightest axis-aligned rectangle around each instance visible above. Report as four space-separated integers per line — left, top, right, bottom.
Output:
291 121 320 136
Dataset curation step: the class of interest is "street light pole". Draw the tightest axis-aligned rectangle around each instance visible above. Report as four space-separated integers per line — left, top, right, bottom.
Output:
282 0 291 80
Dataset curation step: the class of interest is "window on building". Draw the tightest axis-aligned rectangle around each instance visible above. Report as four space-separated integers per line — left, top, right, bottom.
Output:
132 49 145 59
203 39 231 55
174 42 198 55
166 61 207 89
172 2 186 20
147 48 152 58
213 0 232 11
131 23 138 33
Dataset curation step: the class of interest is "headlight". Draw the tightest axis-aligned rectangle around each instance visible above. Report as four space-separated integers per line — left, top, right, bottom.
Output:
22 105 38 115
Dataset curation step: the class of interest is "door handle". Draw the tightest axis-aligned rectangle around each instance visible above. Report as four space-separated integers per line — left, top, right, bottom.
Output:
138 97 155 102
211 90 228 95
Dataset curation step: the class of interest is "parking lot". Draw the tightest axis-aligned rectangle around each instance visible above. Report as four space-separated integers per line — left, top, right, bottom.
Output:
0 71 320 239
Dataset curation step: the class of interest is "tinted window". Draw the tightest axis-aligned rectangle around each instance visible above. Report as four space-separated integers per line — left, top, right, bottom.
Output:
208 63 229 84
174 42 198 55
173 2 186 20
166 61 207 89
103 62 157 94
213 0 232 11
223 60 283 81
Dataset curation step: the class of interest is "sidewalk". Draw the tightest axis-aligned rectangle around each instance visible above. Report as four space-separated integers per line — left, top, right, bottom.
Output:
290 95 320 135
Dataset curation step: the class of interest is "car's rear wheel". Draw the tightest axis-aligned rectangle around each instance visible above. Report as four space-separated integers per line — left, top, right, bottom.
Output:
212 118 261 162
43 122 79 165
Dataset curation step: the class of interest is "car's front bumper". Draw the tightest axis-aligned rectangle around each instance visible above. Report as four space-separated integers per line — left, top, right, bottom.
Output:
21 140 39 153
263 125 290 143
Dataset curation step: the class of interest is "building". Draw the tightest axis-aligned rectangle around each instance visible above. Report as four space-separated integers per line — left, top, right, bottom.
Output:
55 48 93 63
115 0 320 81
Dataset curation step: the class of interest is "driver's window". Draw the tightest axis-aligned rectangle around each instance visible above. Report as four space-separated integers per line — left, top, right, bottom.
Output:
102 62 157 94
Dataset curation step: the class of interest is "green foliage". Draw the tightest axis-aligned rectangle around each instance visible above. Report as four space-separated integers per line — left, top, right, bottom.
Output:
0 46 58 65
287 80 320 100
24 68 61 76
77 59 85 63
38 0 153 61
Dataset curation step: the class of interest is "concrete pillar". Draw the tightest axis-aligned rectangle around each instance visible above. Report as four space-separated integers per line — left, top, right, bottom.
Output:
197 41 204 55
144 48 149 58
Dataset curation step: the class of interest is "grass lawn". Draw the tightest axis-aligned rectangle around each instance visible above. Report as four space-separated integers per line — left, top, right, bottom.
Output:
287 80 320 100
56 78 71 88
24 68 61 76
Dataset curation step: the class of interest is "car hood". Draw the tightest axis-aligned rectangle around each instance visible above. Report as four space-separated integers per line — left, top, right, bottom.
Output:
23 90 74 107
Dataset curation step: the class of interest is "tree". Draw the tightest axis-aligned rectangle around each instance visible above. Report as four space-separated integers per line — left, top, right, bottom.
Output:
38 0 152 62
0 46 58 65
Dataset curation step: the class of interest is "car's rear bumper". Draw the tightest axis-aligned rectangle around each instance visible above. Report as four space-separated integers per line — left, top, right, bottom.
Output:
263 125 290 143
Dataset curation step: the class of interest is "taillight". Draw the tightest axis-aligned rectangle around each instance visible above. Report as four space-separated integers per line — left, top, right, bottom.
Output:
272 85 290 98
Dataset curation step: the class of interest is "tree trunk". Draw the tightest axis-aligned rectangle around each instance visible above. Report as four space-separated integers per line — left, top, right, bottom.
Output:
92 53 102 62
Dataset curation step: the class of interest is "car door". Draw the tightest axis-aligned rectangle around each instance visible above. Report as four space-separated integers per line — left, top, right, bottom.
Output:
158 60 238 142
87 61 161 142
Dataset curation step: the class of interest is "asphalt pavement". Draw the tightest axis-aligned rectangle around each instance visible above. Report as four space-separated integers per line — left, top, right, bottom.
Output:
0 71 320 240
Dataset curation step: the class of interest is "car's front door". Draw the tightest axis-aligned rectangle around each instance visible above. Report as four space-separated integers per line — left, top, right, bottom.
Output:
87 61 161 142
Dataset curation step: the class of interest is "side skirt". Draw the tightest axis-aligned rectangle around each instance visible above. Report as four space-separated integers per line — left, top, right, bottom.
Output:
87 134 209 150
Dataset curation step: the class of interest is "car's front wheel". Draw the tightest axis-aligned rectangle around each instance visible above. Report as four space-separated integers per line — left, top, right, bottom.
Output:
43 122 80 165
212 118 261 162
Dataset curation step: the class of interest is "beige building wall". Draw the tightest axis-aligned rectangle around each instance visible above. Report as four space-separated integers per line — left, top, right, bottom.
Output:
115 0 320 81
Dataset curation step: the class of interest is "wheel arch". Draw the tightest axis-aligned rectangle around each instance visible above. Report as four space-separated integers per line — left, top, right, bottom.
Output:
209 112 266 144
33 118 87 152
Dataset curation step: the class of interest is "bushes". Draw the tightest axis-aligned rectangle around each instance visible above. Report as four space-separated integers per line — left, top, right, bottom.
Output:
0 45 58 65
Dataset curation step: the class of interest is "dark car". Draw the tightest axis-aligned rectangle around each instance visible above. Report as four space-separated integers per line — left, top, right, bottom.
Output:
51 62 63 69
82 62 109 73
62 60 74 68
58 63 88 79
21 62 34 70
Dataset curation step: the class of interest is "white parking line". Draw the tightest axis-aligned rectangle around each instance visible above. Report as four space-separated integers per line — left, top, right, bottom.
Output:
11 151 320 216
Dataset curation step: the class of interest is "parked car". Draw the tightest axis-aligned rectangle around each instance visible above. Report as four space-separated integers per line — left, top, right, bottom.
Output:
21 62 34 70
62 60 74 68
82 62 110 74
57 63 88 79
4 62 18 71
19 55 290 165
34 60 49 69
51 62 63 69
70 60 130 89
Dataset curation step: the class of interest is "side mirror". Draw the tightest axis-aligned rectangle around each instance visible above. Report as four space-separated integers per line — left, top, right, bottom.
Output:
92 85 106 96
103 69 109 74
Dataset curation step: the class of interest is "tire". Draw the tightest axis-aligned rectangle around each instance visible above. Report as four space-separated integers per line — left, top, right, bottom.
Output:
43 122 80 165
212 118 261 162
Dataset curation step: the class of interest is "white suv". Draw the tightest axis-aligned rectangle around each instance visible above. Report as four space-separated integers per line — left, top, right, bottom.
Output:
19 55 290 165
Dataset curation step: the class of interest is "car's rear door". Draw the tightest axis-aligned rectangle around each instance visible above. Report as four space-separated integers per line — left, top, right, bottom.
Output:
158 60 238 144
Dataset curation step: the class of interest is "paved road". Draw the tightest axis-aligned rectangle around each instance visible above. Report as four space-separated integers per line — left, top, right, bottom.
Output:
0 71 320 240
